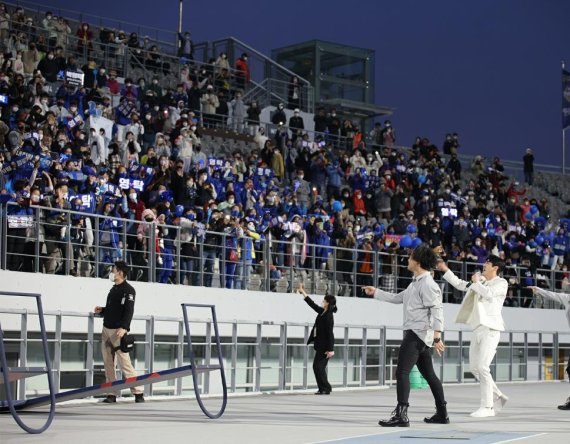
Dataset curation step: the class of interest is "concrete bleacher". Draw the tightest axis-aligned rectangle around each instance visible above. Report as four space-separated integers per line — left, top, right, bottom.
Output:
199 128 258 157
532 172 570 222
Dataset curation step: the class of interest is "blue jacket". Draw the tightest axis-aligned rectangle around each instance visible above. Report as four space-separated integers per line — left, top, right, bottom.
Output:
553 235 567 256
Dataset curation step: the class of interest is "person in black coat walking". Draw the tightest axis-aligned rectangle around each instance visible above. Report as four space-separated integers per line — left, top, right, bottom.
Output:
297 283 337 394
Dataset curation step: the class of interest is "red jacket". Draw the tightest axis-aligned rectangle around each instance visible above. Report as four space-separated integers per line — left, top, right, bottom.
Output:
353 193 366 215
235 58 250 82
107 78 120 95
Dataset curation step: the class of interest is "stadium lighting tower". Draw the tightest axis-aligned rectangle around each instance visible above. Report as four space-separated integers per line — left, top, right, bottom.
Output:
178 0 183 36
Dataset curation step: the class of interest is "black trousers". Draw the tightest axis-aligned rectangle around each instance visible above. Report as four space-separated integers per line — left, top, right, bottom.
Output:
396 330 445 406
313 350 332 393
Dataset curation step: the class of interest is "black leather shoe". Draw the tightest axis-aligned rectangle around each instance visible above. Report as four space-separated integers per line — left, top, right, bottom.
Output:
102 395 116 404
424 402 450 424
378 404 409 427
314 391 324 395
135 394 145 403
558 397 570 410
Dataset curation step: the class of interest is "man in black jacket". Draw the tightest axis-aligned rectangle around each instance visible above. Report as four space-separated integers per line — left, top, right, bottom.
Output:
94 261 144 403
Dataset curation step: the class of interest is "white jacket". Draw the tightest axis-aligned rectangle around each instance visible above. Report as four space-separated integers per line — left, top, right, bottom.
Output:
443 270 507 331
535 288 570 328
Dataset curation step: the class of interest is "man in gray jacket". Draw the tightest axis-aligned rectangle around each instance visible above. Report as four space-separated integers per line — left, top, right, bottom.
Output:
438 255 509 417
528 286 570 410
364 244 449 427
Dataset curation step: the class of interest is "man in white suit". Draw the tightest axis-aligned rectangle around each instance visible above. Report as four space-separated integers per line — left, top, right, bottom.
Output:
528 286 570 410
437 255 509 417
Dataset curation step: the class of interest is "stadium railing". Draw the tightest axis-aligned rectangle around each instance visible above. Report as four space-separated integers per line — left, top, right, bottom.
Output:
0 305 567 397
0 202 566 310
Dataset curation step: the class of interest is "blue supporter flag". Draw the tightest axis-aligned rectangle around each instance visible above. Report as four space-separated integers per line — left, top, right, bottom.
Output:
563 68 570 129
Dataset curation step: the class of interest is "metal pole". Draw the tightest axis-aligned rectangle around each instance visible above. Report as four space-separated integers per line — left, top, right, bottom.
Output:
176 320 184 396
231 321 237 393
178 0 183 37
563 60 566 175
562 128 566 176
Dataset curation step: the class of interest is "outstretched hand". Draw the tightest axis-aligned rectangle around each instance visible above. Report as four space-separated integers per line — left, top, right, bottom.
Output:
362 286 375 297
527 286 540 294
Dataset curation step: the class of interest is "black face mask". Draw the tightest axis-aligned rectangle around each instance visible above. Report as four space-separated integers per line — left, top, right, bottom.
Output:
145 217 154 222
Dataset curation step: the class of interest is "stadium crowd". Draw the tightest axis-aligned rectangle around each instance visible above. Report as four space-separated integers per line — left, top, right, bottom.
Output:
1 3 570 307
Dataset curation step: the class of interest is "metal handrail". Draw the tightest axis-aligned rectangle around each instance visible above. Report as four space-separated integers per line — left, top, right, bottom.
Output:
212 37 311 87
1 306 568 399
4 0 179 52
0 202 567 309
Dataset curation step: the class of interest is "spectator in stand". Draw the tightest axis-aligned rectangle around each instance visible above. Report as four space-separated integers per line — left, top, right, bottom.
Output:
314 107 328 134
271 146 285 182
288 75 301 110
246 100 261 136
0 4 9 42
76 22 93 57
235 53 250 91
215 52 230 73
272 103 287 126
381 120 396 147
289 108 304 143
178 31 194 60
523 148 534 185
201 84 219 128
229 90 246 133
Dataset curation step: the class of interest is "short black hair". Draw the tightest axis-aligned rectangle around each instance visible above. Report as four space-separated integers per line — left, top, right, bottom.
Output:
410 244 438 270
114 261 130 278
486 255 505 274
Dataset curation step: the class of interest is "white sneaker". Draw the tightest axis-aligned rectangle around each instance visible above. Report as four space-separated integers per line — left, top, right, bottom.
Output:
470 407 495 418
494 393 509 411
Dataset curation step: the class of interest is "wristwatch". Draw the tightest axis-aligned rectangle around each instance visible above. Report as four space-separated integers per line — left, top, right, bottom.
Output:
433 337 441 344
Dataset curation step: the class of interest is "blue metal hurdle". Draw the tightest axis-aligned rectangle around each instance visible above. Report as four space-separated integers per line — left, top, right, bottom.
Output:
0 291 56 434
1 299 228 433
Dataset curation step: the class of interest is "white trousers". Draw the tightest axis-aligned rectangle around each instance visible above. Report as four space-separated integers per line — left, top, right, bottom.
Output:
469 325 502 408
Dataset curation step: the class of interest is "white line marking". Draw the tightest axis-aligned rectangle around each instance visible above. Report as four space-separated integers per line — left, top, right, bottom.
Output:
308 430 402 444
493 433 548 444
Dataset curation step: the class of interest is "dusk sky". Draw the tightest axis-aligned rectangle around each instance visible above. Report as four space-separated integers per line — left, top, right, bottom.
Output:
46 0 570 166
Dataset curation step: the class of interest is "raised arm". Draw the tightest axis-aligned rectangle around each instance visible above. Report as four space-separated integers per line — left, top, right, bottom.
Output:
363 286 405 304
297 282 324 314
469 278 508 302
438 260 471 292
529 286 570 306
442 269 471 291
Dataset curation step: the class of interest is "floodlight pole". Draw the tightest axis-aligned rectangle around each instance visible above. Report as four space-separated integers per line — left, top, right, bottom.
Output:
562 60 566 176
178 0 183 46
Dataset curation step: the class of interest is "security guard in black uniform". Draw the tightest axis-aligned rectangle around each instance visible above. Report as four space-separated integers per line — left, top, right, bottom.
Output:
94 261 144 403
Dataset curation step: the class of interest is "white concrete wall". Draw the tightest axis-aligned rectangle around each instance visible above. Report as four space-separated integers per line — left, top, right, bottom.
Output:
1 270 568 338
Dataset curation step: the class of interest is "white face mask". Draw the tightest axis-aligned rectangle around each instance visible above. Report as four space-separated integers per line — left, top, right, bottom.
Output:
109 272 115 282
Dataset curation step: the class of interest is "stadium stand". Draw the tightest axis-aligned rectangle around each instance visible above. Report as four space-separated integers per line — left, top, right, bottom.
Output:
0 0 569 312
